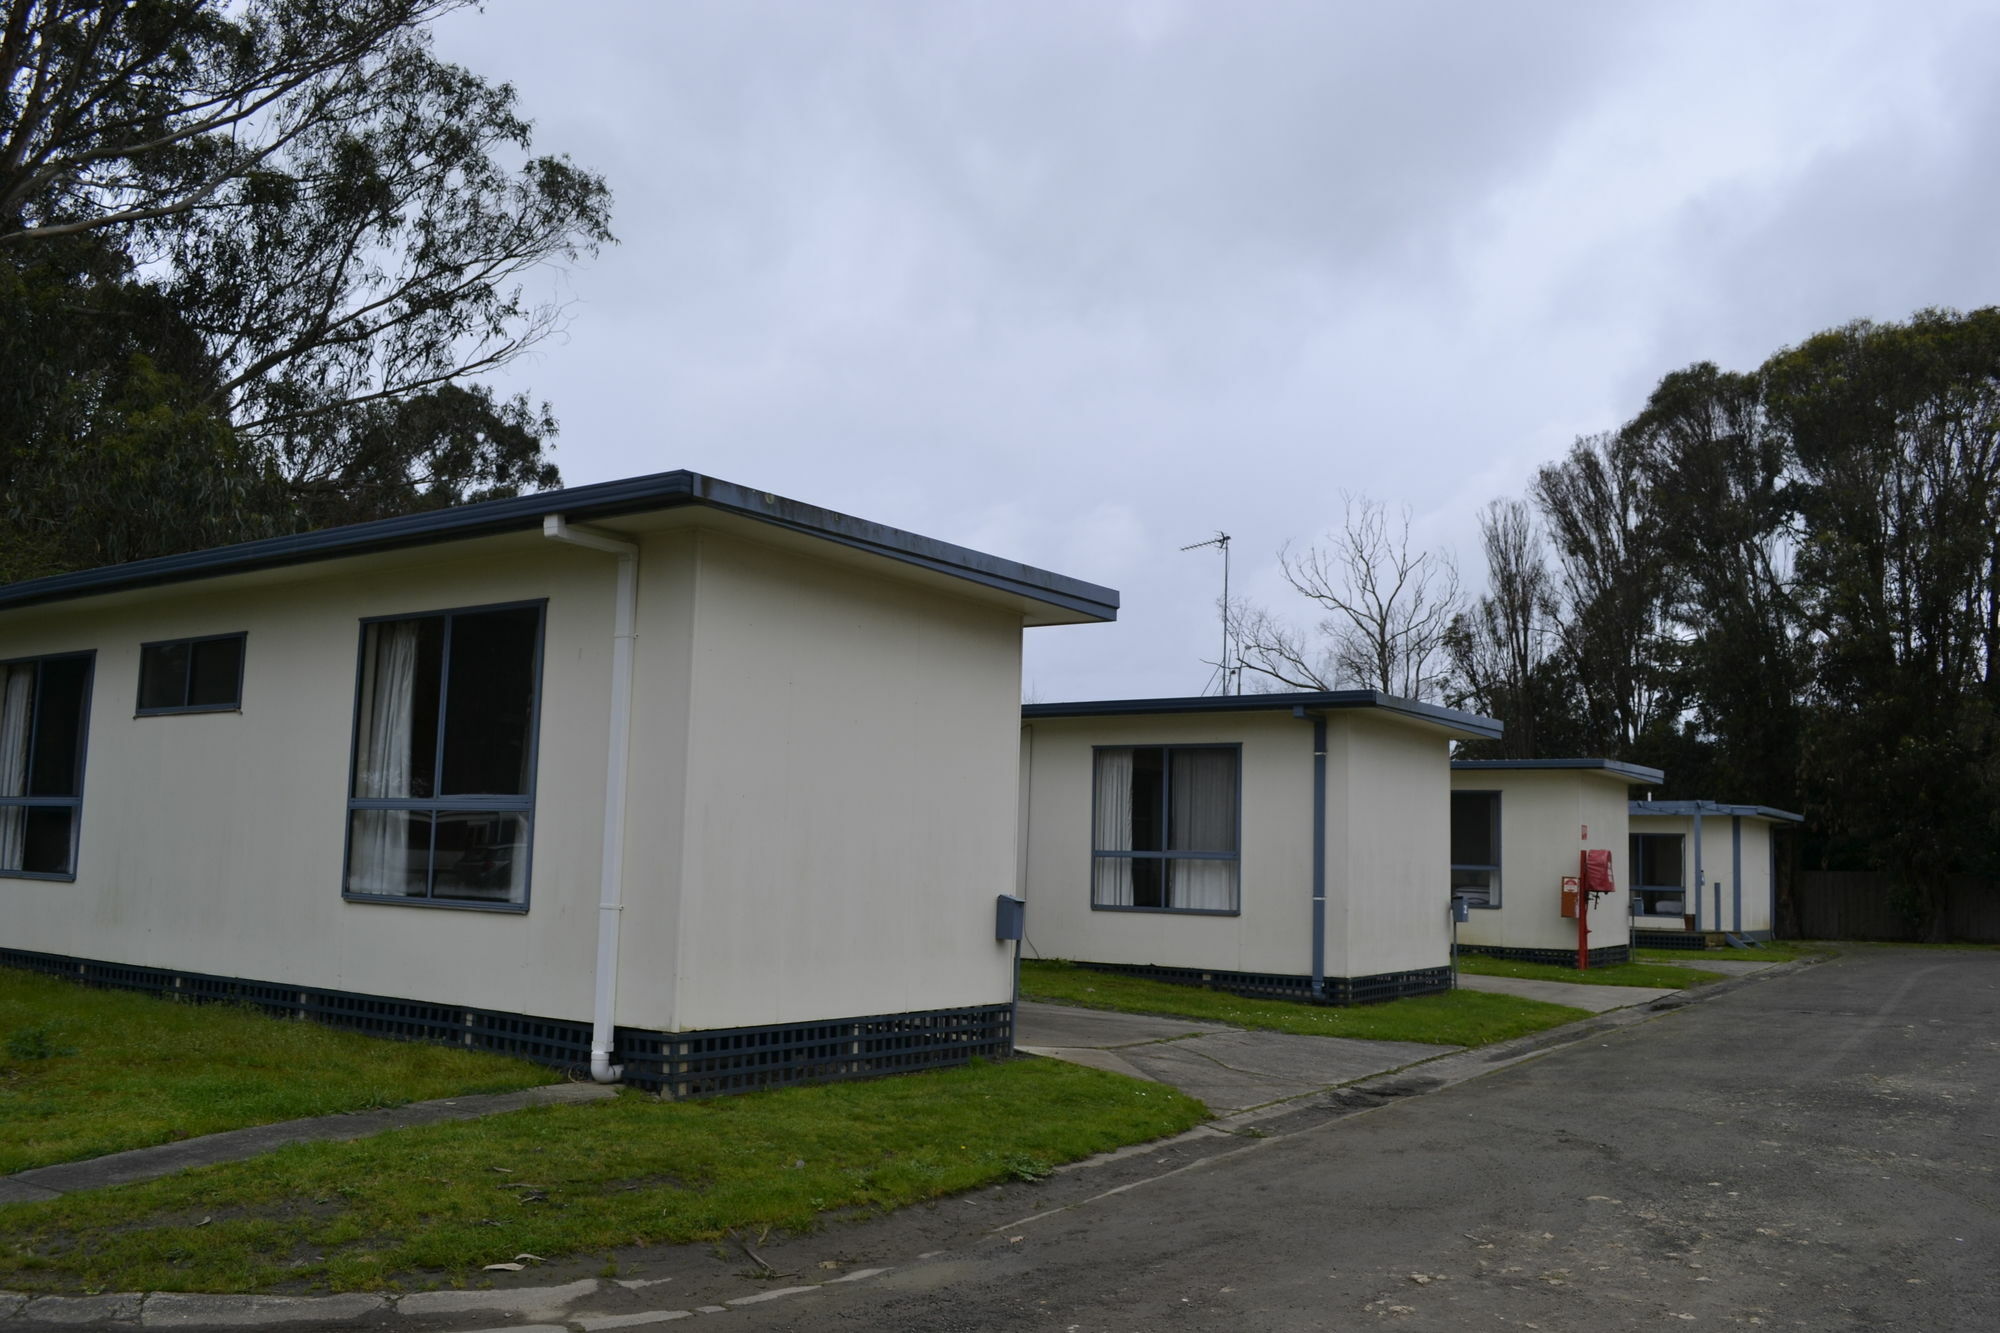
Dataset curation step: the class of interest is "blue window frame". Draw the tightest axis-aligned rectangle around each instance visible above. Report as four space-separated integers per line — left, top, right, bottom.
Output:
136 632 246 714
0 651 95 881
1091 744 1241 914
342 600 545 911
1629 832 1686 917
1450 790 1501 908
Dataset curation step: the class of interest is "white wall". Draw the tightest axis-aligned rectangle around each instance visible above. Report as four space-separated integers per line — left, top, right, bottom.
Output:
1327 713 1455 978
0 536 616 1023
1451 770 1634 955
1018 709 1453 983
667 529 1024 1031
1629 813 1777 934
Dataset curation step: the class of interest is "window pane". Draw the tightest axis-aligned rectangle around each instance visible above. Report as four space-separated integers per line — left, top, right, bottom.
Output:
1451 867 1495 907
0 664 32 799
1129 856 1165 908
431 811 528 904
1092 855 1134 906
139 642 191 710
345 809 430 897
1170 858 1237 910
28 656 89 798
1128 747 1165 852
1168 749 1237 853
1092 749 1136 853
438 607 539 797
20 806 75 875
187 638 243 707
1638 834 1683 886
1450 792 1496 866
353 618 442 799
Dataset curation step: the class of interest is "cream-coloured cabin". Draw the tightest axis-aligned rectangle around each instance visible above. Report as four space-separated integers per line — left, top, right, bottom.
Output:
1448 760 1665 967
1627 801 1802 943
1018 693 1500 1003
0 471 1116 1094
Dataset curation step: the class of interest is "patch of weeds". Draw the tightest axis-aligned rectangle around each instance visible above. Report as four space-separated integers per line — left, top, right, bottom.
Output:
7 1025 78 1062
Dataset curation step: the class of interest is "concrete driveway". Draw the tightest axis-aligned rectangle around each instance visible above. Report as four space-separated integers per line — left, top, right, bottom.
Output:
1014 1000 1450 1114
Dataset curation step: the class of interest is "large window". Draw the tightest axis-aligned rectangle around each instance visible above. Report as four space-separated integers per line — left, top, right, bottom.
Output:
137 633 245 713
1450 790 1501 908
0 653 94 879
343 602 543 909
1092 745 1239 913
1630 833 1685 917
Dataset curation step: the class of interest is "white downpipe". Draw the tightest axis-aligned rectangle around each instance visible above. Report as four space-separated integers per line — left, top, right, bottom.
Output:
542 515 638 1083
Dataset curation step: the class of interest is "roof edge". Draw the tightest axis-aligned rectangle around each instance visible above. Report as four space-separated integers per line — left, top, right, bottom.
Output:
1629 800 1804 823
0 470 1120 622
1452 758 1668 785
1022 689 1503 740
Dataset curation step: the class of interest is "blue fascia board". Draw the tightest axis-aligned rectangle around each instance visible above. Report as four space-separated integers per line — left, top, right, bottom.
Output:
1629 799 1804 823
1022 689 1503 740
1452 758 1668 785
0 470 1120 622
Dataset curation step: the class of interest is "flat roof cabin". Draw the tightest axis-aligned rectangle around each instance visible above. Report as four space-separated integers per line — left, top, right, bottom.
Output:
1448 760 1666 968
0 471 1117 1095
1020 692 1500 1004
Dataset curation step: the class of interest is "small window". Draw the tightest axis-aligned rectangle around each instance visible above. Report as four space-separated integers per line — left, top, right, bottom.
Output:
1450 790 1501 908
1630 833 1685 917
1092 745 1240 913
343 602 542 909
1 652 95 879
137 634 245 713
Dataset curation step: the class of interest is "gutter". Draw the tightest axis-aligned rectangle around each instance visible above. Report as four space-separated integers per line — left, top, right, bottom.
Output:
1295 707 1327 996
542 516 639 1083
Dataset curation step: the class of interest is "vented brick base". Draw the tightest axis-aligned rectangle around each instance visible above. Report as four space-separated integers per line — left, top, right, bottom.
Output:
1454 942 1632 968
0 949 1011 1098
1069 960 1451 1006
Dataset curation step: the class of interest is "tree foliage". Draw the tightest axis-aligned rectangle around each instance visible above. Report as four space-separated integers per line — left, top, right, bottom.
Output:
0 0 609 580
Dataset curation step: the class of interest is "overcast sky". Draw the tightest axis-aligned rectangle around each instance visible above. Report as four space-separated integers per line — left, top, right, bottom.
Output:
432 0 2000 702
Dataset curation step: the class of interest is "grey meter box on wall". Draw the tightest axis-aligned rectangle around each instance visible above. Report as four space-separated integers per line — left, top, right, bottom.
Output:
995 894 1025 941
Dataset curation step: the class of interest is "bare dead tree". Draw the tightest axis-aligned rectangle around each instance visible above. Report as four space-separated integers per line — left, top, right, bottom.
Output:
1234 493 1462 700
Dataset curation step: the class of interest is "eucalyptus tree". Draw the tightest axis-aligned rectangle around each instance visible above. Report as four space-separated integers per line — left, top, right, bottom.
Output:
1 0 609 577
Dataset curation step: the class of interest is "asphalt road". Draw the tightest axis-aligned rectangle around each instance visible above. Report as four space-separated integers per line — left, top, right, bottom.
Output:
721 947 1999 1332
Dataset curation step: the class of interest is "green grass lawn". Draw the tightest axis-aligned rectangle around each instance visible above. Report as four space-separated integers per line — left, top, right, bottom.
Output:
1631 940 1823 964
0 1058 1207 1294
1454 955 1724 988
1020 960 1590 1047
0 967 557 1175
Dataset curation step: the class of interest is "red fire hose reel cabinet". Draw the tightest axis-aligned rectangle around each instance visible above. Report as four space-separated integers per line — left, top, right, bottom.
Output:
1566 849 1614 968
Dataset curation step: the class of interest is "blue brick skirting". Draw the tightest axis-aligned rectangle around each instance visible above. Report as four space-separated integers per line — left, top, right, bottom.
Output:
1631 929 1709 950
1069 959 1452 1005
1454 942 1632 968
0 948 1011 1098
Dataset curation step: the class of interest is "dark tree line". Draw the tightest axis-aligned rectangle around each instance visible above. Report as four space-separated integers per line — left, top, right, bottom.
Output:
1448 307 2000 937
1 0 610 582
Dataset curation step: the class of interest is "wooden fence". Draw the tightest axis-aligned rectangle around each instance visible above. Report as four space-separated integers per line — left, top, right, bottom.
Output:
1786 871 2000 943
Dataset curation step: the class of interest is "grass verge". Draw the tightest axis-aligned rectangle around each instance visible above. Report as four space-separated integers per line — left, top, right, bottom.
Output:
0 967 557 1175
1631 941 1823 964
0 1057 1206 1294
1454 955 1723 988
1020 960 1589 1046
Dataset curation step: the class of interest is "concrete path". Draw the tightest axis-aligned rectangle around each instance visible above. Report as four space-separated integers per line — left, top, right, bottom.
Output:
1452 972 1682 1011
0 1082 614 1206
1015 1000 1450 1114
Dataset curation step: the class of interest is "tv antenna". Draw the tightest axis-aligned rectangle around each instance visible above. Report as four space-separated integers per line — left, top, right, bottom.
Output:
1180 531 1236 695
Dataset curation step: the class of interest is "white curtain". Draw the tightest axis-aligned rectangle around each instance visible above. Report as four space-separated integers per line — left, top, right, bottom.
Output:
1092 748 1135 906
1170 749 1238 910
0 664 31 870
350 622 419 893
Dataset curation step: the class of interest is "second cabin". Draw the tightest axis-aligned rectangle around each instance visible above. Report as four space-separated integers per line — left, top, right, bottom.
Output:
1447 759 1667 968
